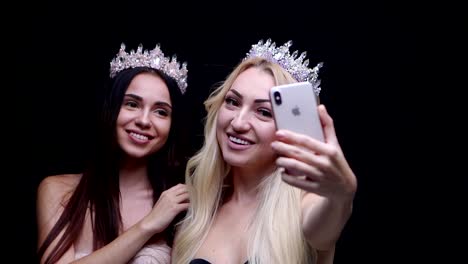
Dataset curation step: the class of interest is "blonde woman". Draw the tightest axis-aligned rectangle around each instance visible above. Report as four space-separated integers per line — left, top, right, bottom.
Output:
173 39 357 264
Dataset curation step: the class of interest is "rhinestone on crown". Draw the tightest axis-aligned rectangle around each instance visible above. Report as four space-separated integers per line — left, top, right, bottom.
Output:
245 39 323 96
110 43 188 94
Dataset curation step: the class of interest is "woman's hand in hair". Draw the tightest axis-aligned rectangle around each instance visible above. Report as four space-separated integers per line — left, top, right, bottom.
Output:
140 184 189 234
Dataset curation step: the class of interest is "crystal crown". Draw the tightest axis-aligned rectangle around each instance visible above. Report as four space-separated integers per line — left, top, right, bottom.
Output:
110 43 188 94
245 39 323 96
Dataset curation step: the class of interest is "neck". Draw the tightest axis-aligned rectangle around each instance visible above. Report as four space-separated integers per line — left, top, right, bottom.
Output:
119 156 150 192
228 164 276 204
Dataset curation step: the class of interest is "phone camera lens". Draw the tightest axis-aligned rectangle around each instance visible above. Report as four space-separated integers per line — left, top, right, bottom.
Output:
273 91 282 105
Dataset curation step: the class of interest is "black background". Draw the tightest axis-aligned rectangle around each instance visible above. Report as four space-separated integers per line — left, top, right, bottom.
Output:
10 0 406 263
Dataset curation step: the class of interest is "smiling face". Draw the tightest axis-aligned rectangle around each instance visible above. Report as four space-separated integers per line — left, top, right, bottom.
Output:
216 67 278 170
116 72 172 159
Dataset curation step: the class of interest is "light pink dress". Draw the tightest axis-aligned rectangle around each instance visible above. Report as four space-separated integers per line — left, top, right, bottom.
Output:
75 243 171 264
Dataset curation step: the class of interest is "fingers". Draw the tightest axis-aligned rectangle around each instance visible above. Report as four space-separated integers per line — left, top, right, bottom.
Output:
164 183 188 196
177 202 190 211
273 105 357 199
272 141 329 169
175 192 189 204
274 104 338 149
170 183 187 192
281 173 319 192
159 184 189 206
275 129 336 157
276 157 323 181
175 186 189 197
318 104 338 144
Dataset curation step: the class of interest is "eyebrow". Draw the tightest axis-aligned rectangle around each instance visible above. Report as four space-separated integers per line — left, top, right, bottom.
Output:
124 94 172 109
230 89 270 103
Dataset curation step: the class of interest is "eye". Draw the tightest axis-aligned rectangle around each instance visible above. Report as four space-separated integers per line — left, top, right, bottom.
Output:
154 108 170 117
257 108 272 118
124 100 138 108
225 97 239 107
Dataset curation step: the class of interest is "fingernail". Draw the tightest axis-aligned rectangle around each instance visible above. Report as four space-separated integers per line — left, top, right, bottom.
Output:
276 130 286 138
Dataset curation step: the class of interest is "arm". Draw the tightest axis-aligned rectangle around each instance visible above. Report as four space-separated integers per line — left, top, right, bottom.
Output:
37 177 188 264
73 183 189 264
317 246 335 264
70 222 159 264
128 239 171 264
271 105 357 250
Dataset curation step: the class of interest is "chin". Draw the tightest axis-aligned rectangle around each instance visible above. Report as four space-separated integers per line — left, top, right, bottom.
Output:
119 141 165 159
119 145 150 158
123 150 150 159
222 153 251 167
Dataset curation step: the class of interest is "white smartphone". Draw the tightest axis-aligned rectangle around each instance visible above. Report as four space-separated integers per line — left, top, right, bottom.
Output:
270 82 324 142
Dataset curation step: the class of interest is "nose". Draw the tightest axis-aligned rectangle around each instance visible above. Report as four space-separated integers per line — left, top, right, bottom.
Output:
230 109 251 132
135 110 151 129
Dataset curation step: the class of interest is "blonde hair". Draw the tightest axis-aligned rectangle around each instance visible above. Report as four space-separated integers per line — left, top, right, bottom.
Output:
173 57 316 264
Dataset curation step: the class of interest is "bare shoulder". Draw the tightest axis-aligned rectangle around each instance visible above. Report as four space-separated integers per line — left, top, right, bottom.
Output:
37 174 82 205
36 174 81 261
36 174 82 241
38 174 81 191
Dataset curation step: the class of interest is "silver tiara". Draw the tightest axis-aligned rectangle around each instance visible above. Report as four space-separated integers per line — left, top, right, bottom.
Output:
110 43 188 94
245 39 323 96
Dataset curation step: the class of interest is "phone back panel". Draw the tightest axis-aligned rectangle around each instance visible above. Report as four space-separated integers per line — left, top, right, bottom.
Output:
270 82 324 142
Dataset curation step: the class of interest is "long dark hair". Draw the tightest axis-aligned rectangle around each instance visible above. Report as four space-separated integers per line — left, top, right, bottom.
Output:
38 67 187 264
